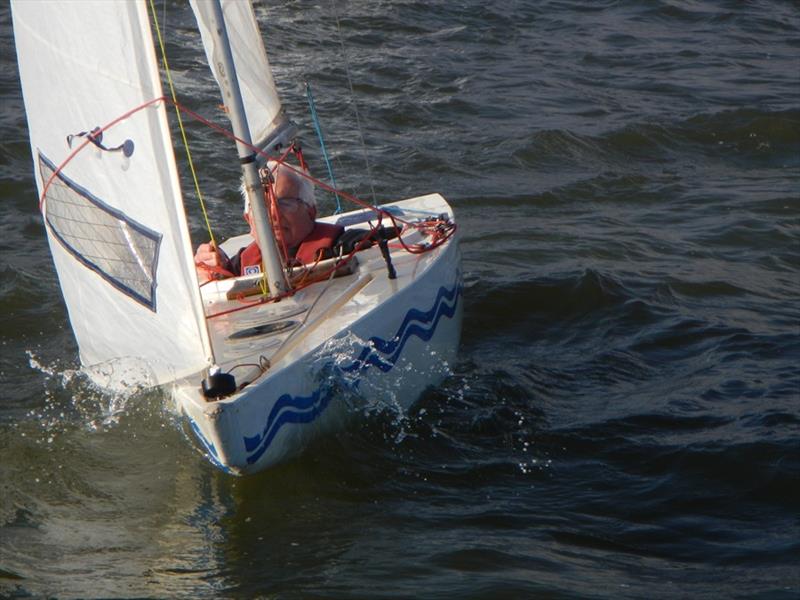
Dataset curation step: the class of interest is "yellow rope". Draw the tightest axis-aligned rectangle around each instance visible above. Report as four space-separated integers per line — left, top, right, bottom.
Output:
148 0 216 247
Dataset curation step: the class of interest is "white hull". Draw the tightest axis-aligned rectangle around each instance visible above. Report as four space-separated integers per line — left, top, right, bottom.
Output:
175 193 462 475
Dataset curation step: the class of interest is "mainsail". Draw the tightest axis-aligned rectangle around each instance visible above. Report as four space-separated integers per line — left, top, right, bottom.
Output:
12 0 212 385
190 0 291 153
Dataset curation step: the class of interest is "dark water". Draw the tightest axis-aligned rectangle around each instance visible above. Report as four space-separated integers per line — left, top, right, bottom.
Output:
2 1 799 598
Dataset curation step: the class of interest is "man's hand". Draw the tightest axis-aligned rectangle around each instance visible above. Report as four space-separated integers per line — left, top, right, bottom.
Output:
194 242 228 283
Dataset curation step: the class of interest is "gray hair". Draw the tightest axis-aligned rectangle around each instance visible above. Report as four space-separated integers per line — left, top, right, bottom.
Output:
242 160 316 215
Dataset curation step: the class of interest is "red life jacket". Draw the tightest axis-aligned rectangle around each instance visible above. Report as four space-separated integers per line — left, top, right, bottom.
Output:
238 222 344 275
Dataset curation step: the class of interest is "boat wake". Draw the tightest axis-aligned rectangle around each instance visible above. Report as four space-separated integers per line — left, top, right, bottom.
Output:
25 349 164 434
318 329 456 415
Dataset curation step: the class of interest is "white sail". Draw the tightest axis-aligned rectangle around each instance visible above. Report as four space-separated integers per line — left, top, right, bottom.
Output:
190 0 290 152
12 0 212 385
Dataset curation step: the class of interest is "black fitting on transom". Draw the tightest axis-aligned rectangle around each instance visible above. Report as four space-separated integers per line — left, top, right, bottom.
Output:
202 366 237 400
377 225 397 280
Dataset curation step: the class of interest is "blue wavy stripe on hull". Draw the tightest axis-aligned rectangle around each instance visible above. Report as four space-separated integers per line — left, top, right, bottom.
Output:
343 281 461 374
243 278 462 466
188 419 235 475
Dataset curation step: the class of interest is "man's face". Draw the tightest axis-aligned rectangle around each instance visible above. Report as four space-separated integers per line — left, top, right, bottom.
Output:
274 197 315 248
246 169 316 249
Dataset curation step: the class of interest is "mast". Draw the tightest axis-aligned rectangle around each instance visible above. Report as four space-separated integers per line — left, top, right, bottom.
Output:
205 0 289 295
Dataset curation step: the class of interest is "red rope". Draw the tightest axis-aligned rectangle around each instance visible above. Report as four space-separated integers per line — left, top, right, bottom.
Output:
293 145 309 171
170 100 396 222
197 262 237 285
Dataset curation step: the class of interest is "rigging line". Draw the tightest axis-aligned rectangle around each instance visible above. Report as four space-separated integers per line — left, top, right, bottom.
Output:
330 0 377 206
171 100 392 220
169 99 448 238
148 0 217 247
306 82 343 214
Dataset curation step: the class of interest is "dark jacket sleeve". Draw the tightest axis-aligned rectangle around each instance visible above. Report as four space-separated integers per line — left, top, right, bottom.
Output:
327 226 400 258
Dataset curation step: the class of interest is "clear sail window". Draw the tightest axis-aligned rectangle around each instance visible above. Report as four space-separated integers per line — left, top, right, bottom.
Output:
38 152 162 311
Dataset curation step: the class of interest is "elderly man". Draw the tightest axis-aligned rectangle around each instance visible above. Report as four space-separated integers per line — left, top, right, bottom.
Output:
194 162 344 282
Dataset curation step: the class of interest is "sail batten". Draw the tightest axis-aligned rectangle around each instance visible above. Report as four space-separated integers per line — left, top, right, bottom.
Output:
12 0 213 386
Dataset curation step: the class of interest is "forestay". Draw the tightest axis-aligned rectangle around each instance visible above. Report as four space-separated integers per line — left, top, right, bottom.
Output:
190 0 289 153
12 0 212 385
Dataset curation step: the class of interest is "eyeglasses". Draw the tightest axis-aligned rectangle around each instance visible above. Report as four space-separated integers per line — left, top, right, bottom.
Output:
275 197 306 212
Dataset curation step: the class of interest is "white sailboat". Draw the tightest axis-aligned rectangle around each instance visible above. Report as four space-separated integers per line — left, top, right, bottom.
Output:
12 0 462 475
